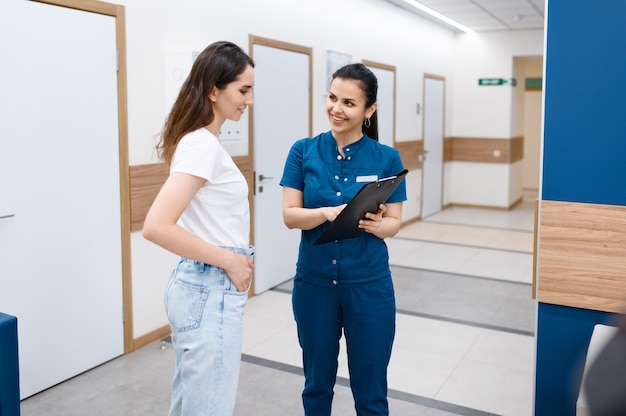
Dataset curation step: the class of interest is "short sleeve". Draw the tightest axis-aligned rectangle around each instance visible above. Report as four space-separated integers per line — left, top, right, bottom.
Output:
280 139 305 191
171 131 220 182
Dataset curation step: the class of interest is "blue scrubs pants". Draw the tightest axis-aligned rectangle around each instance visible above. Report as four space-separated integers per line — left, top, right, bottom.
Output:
292 276 396 416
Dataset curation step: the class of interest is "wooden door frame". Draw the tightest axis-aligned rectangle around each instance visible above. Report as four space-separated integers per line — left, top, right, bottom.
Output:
421 73 446 218
247 35 313 295
33 0 133 353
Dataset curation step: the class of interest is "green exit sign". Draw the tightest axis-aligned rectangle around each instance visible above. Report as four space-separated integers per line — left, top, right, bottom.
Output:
478 78 517 86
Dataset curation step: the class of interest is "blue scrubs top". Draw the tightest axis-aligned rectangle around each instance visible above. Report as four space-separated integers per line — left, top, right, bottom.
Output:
280 131 407 287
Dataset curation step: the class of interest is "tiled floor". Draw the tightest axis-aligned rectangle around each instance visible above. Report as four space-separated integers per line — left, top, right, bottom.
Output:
21 201 537 416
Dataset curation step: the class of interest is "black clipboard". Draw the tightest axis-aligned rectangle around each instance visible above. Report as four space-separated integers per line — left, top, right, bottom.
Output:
314 169 408 245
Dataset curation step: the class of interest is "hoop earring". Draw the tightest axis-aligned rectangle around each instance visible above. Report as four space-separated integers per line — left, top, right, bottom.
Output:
364 117 371 128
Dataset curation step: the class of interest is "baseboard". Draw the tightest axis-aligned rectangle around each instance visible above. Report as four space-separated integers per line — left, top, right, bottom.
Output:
522 188 539 201
402 216 421 226
445 197 523 211
133 324 171 351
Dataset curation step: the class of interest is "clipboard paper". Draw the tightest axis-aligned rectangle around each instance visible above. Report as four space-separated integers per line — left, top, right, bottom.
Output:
314 169 408 245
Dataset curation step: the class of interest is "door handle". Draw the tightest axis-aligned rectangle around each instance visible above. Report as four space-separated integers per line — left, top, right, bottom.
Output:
258 174 274 181
0 214 15 220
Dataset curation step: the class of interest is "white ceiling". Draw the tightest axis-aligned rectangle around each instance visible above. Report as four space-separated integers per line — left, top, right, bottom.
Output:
385 0 545 32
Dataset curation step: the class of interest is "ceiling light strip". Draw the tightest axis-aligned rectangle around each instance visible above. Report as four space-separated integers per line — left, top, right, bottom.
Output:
399 0 474 33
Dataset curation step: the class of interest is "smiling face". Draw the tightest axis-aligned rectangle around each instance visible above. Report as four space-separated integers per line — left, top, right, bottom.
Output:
210 64 255 128
326 77 376 145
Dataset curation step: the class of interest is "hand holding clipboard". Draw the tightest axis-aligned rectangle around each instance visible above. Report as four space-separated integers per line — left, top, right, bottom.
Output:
314 169 408 245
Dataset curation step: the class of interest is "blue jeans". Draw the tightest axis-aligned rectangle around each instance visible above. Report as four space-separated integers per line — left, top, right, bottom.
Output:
165 245 254 416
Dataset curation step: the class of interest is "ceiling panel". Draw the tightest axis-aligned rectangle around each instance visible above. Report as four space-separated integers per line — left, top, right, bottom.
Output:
384 0 545 32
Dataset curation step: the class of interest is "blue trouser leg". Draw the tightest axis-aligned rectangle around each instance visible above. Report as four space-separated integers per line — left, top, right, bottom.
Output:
292 277 396 416
343 277 396 416
293 278 342 416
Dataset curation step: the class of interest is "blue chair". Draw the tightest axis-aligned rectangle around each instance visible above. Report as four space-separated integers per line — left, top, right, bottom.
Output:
0 312 20 416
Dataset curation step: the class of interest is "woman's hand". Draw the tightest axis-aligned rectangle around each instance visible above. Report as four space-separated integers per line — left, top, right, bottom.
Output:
224 252 254 292
358 203 386 233
358 202 403 239
324 204 347 222
283 186 349 230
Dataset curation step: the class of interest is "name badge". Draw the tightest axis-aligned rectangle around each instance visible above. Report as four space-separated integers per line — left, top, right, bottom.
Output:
356 175 378 183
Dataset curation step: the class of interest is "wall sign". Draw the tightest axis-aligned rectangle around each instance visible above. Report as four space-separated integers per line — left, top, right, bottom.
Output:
478 78 517 86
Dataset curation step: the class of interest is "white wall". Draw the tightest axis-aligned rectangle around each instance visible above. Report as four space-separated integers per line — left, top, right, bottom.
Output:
403 169 422 221
123 0 456 168
116 0 543 339
449 163 512 206
119 0 456 339
446 29 543 208
450 30 544 138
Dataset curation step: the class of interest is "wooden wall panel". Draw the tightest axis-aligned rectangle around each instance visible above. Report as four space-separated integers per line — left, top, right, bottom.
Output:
538 200 626 313
510 136 524 163
443 137 453 162
395 140 422 171
446 136 523 164
129 163 168 231
387 137 522 168
129 156 254 232
449 137 512 163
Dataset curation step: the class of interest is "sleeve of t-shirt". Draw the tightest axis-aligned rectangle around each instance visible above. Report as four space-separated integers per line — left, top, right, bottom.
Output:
170 133 220 182
279 139 304 191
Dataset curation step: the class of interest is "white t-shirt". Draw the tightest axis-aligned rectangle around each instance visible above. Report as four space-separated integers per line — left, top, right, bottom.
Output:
170 128 250 248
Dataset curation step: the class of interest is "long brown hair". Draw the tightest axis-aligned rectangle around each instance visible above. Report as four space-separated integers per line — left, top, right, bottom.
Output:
157 41 255 165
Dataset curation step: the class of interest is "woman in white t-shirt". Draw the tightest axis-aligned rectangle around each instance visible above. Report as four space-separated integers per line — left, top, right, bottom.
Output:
143 41 255 416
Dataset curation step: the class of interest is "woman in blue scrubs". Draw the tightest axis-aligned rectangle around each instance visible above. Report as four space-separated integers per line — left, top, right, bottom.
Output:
280 63 407 416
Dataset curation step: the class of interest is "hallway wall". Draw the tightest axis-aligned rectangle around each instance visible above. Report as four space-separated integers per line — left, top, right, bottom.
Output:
447 30 543 207
121 0 456 341
110 0 544 342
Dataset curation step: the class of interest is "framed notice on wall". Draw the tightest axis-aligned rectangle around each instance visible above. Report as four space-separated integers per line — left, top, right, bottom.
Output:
326 50 352 92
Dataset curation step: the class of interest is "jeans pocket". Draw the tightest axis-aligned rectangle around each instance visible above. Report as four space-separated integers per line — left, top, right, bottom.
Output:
223 289 248 325
224 278 249 316
165 277 209 333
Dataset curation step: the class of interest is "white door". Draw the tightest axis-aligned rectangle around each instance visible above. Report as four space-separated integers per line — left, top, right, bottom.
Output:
366 65 395 147
0 0 123 398
253 44 310 294
422 76 445 218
